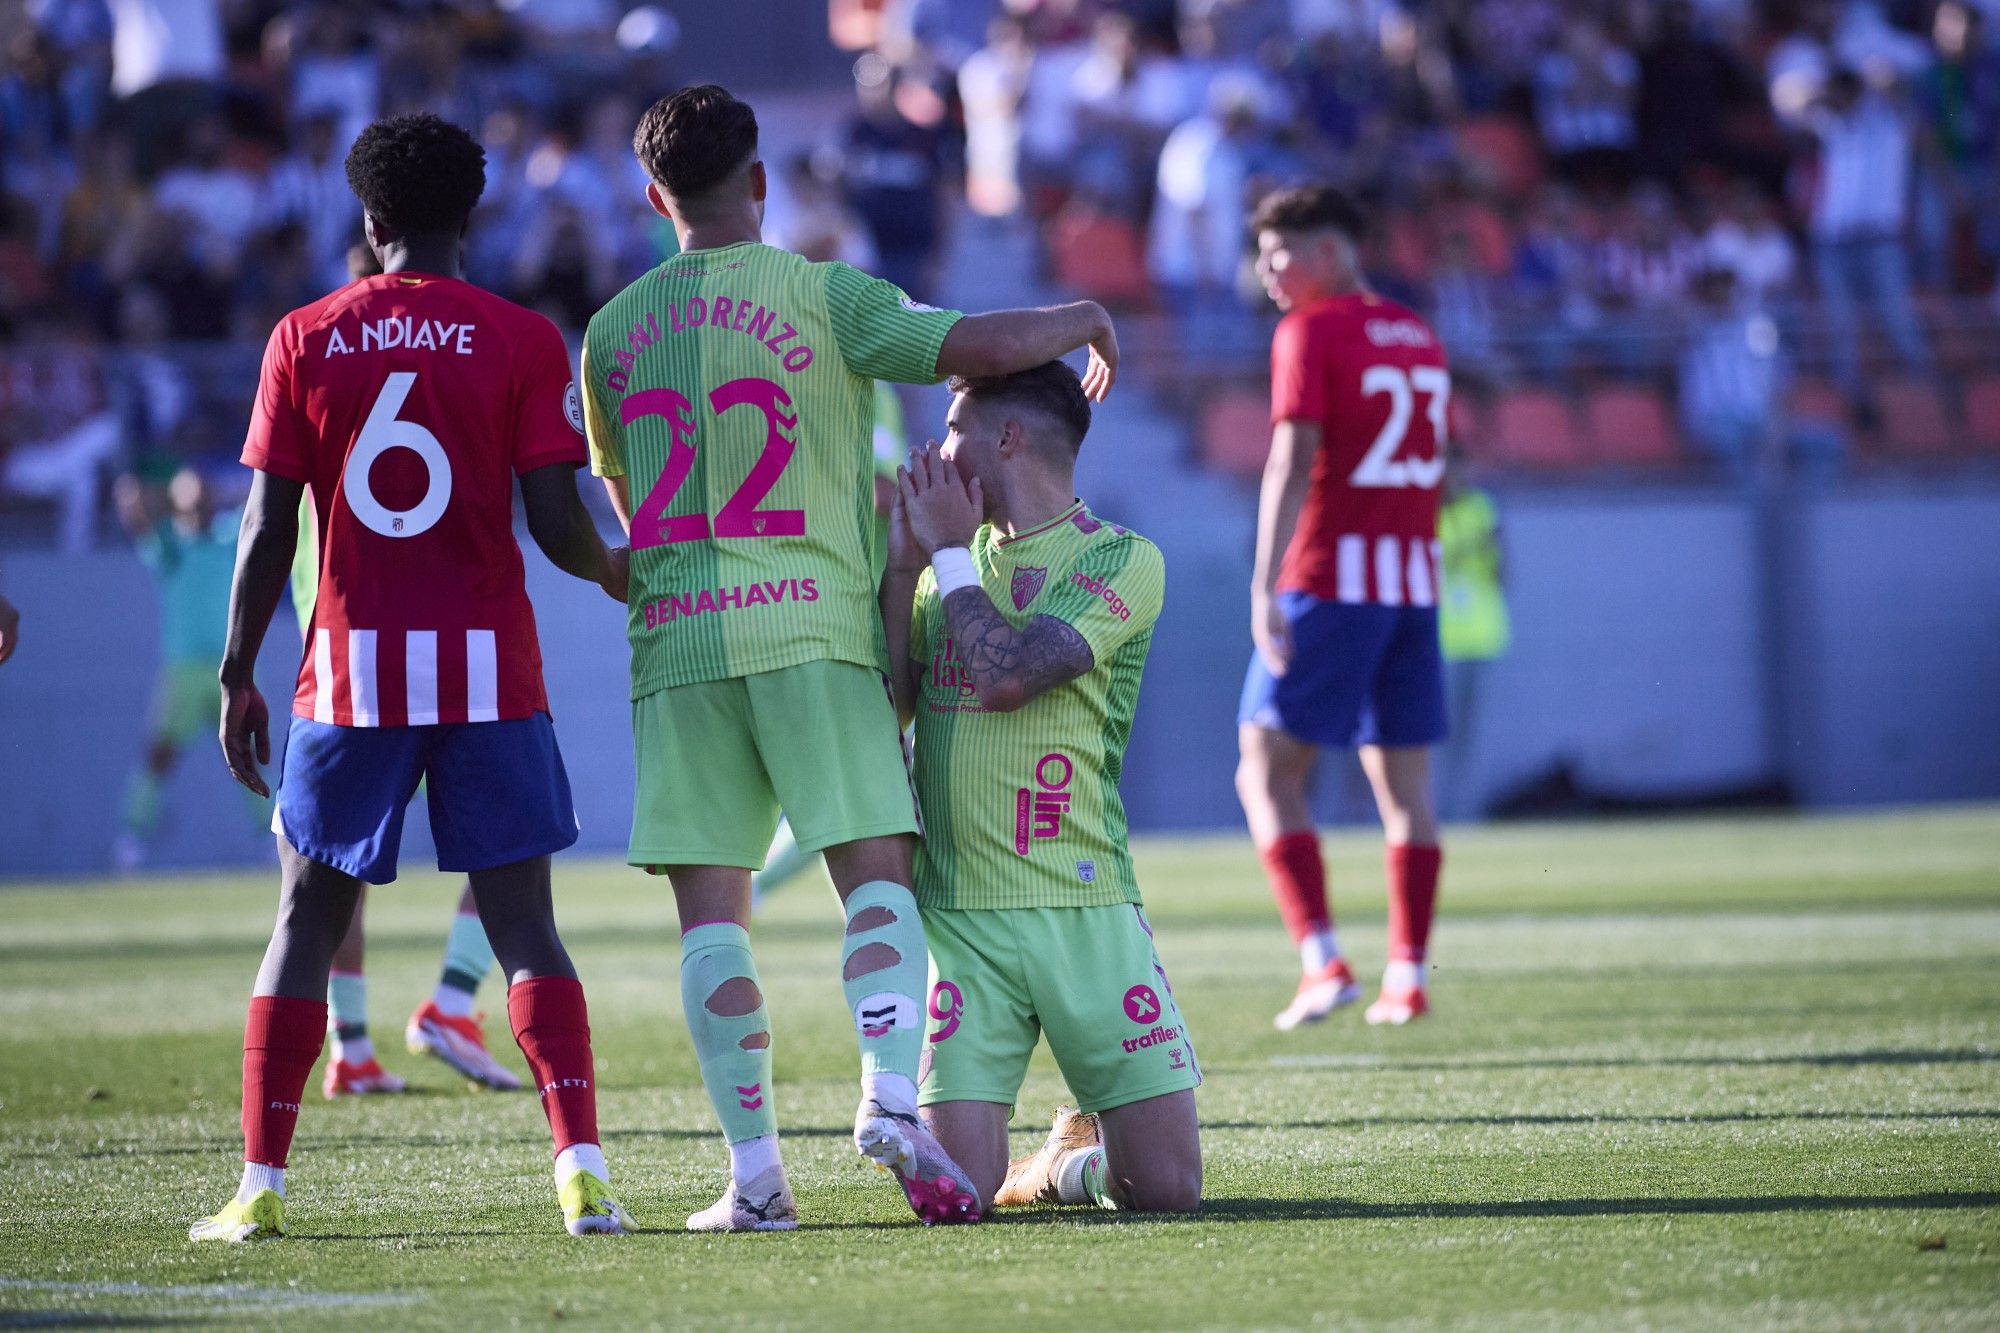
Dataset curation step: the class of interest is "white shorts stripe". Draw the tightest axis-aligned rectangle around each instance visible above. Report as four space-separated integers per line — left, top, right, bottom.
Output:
1406 538 1435 607
347 630 378 726
405 631 438 726
1374 535 1404 607
1335 534 1367 604
311 629 334 724
465 630 498 723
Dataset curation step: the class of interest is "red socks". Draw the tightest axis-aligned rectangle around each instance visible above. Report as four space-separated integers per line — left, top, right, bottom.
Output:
507 976 600 1155
1386 843 1443 964
1259 830 1331 943
242 995 326 1167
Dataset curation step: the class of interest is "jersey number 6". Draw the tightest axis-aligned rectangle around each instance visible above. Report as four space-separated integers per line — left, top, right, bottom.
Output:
623 377 806 549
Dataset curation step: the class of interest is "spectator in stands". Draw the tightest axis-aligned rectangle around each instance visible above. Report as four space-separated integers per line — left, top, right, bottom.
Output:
2 314 117 552
1912 1 2000 290
1510 184 1603 376
1678 265 1786 475
151 113 260 280
56 130 145 322
1534 15 1640 189
1430 226 1505 377
841 53 956 301
1069 10 1190 218
959 13 1033 218
1807 66 1931 406
1595 183 1703 369
1150 74 1264 311
1701 180 1797 308
260 110 355 291
1634 0 1759 191
770 150 877 270
112 283 190 456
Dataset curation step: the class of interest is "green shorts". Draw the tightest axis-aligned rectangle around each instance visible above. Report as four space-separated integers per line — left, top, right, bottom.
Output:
628 658 921 869
151 661 220 748
918 903 1201 1115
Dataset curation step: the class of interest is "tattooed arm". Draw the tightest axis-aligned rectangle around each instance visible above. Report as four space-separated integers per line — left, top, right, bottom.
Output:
939 588 1095 713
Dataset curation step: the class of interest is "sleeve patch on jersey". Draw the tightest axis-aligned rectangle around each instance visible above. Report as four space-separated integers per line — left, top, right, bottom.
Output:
899 295 942 314
564 382 585 434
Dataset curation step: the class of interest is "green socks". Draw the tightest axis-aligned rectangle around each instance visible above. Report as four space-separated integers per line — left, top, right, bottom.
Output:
840 881 927 1103
680 922 776 1144
436 907 496 1004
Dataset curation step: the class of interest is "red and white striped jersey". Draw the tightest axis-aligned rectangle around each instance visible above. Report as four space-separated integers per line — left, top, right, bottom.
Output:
242 272 587 727
1269 293 1450 607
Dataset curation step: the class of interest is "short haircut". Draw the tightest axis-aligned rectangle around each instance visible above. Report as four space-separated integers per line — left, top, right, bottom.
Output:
1249 184 1367 243
948 361 1092 456
633 84 759 201
344 113 486 238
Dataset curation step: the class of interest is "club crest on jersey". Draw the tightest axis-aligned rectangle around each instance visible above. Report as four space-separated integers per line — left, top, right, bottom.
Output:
1012 565 1047 610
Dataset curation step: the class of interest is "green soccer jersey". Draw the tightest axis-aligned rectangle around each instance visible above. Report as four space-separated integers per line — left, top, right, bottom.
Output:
583 242 963 698
909 501 1165 910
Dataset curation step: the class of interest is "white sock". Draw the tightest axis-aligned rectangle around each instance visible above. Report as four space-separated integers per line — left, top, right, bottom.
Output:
1053 1146 1100 1205
1301 928 1341 975
1384 959 1424 991
332 1033 374 1066
729 1133 783 1186
431 984 476 1019
861 1071 918 1117
237 1161 285 1202
554 1142 608 1187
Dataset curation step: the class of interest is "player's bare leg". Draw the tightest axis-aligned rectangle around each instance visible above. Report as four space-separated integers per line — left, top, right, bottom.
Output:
1357 744 1443 1025
919 1100 1010 1210
192 839 360 1240
1238 723 1358 1028
668 864 795 1231
467 855 631 1235
995 1092 1201 1212
321 886 406 1097
825 834 980 1224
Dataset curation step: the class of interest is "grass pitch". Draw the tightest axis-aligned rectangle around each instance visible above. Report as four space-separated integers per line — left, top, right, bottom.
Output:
2 808 1997 1330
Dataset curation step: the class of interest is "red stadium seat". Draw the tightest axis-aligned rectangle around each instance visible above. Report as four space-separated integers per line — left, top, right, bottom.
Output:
1199 389 1270 478
1961 375 2000 452
1584 385 1680 465
1873 376 1956 454
1490 389 1588 467
1456 117 1544 202
1048 209 1151 307
1786 376 1849 432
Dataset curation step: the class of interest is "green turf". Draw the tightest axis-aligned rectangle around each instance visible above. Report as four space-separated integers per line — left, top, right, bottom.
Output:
2 808 1997 1330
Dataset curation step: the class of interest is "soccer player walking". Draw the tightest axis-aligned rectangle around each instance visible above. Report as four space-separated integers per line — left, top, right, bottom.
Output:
1235 187 1450 1031
581 85 1117 1230
886 365 1201 1214
192 114 634 1241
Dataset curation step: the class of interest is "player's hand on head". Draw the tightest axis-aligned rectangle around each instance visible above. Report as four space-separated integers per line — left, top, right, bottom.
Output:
1088 306 1120 400
1252 593 1292 677
899 441 981 555
219 681 272 799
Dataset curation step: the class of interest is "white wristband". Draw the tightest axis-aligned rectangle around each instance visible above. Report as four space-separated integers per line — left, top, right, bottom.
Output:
932 547 979 596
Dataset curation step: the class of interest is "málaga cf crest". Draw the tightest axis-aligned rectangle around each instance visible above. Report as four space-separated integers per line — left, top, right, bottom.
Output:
1012 565 1048 611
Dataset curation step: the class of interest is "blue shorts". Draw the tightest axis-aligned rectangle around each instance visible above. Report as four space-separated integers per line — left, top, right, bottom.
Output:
1238 594 1449 749
274 712 579 885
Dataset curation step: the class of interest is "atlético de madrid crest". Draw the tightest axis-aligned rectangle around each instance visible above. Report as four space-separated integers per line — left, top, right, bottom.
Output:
1012 565 1048 610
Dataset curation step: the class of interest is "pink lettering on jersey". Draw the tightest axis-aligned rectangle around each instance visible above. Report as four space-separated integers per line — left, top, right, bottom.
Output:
1013 752 1073 855
606 301 818 402
1068 571 1132 622
638 578 825 630
930 638 977 699
711 297 733 329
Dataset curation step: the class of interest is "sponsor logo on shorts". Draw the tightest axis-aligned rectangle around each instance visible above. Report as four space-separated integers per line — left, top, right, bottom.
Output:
1123 984 1162 1024
927 980 963 1042
1169 1045 1188 1070
1122 1023 1181 1054
1015 752 1072 855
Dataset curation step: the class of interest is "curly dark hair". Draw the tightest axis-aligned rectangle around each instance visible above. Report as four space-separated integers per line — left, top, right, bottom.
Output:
948 361 1093 456
633 84 759 202
343 113 486 238
1248 184 1367 242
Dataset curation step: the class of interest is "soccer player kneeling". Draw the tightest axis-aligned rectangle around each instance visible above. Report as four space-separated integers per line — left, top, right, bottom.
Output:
191 114 633 1241
883 364 1202 1213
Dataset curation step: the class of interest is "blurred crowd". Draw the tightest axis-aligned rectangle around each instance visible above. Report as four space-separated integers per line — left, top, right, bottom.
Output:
4 0 2000 546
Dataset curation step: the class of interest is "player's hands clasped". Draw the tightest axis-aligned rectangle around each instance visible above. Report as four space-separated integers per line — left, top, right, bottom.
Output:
1252 592 1293 677
898 442 983 556
219 679 272 798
